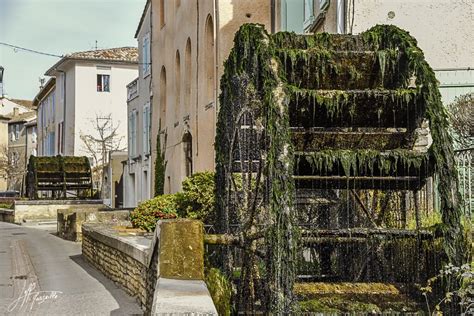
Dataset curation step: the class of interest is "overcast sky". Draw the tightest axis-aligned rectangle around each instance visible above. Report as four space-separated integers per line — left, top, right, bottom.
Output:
0 0 144 100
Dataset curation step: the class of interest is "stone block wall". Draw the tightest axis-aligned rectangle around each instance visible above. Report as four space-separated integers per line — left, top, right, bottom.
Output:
82 233 148 308
58 209 130 241
0 208 14 223
82 224 158 313
13 200 104 223
82 220 217 314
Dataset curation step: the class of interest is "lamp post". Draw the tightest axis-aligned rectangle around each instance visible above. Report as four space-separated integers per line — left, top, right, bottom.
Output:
0 66 4 98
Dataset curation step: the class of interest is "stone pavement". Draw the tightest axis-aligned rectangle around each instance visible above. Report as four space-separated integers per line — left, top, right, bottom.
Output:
0 221 143 315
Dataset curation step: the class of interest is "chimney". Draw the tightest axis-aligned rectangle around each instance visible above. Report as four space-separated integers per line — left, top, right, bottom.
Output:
13 107 19 116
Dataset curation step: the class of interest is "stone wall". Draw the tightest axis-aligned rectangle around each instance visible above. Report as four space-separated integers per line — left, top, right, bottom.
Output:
13 200 104 223
57 209 130 241
82 232 150 310
81 220 217 315
0 208 14 223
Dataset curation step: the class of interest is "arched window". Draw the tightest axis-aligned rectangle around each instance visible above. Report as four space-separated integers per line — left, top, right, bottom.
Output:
175 50 181 122
160 66 167 129
160 0 165 28
205 15 215 103
183 132 193 177
184 38 192 110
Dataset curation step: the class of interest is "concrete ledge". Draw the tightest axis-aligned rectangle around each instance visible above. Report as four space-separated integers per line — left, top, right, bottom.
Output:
82 223 151 265
13 200 105 223
152 278 217 315
15 199 104 206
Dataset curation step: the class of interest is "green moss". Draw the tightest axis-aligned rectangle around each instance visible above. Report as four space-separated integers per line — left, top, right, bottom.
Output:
215 23 469 314
205 268 233 316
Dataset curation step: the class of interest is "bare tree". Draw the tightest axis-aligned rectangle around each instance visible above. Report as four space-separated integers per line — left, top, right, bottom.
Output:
0 145 26 193
447 93 474 149
80 113 124 194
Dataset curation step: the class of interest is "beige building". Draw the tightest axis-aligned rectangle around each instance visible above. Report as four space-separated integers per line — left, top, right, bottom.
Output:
150 0 273 194
124 0 153 207
280 0 474 104
0 115 10 191
103 151 128 208
0 97 34 192
36 48 139 158
7 110 37 192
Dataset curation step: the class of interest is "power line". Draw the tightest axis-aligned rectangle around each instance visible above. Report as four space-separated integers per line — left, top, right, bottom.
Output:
0 42 63 58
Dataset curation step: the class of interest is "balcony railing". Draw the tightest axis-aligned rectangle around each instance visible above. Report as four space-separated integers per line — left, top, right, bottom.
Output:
455 147 473 215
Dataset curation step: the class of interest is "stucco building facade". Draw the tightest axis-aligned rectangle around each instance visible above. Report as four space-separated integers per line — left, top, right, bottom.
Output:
0 97 33 191
36 48 139 158
150 0 272 194
7 110 37 192
124 1 153 207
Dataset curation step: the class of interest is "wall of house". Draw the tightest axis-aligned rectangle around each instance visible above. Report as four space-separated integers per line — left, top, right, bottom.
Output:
150 0 272 194
37 87 56 156
125 3 153 207
8 122 27 191
346 0 473 70
0 99 30 116
55 65 77 156
0 120 8 191
25 124 37 158
73 63 138 158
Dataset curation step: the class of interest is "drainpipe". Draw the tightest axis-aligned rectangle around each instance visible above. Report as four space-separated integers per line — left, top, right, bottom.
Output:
23 124 28 196
213 0 218 170
336 0 346 34
195 0 200 156
56 69 66 156
271 0 276 33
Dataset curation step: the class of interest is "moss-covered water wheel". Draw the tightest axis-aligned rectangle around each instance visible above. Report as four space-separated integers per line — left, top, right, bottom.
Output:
215 24 468 314
26 155 93 199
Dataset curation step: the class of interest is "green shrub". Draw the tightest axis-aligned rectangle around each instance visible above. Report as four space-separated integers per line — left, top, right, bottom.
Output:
154 131 166 196
205 268 232 316
130 194 178 232
176 171 216 224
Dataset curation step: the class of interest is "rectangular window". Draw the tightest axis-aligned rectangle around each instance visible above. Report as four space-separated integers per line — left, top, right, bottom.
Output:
97 74 110 92
143 103 151 155
14 125 20 140
31 127 37 143
142 33 151 77
129 111 138 157
49 131 55 156
57 122 64 154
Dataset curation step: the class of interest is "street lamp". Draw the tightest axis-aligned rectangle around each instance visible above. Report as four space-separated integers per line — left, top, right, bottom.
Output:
0 66 4 98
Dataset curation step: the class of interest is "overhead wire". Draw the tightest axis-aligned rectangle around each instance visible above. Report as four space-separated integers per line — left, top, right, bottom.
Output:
0 42 63 58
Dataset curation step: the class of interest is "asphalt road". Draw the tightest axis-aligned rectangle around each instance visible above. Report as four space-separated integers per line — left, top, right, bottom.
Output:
0 221 143 315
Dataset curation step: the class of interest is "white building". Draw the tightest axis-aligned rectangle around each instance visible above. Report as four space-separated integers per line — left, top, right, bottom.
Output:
36 47 138 158
124 1 153 207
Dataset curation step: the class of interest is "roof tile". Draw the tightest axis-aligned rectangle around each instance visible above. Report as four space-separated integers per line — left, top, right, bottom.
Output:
67 47 138 63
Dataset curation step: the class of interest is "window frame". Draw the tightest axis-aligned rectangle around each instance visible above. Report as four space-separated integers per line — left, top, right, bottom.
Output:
97 74 111 92
142 33 151 78
142 102 151 156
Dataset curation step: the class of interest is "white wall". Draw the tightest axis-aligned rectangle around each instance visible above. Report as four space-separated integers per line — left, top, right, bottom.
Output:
73 63 138 158
348 0 473 70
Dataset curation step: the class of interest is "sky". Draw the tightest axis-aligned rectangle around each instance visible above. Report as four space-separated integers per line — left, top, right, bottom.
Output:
0 0 144 100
